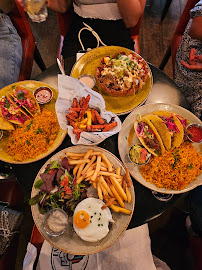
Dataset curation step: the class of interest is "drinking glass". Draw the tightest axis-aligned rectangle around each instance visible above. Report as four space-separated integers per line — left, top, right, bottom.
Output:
151 190 173 201
26 0 48 23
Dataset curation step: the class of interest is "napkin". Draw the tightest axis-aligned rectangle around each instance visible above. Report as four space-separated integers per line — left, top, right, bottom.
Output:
34 224 170 270
23 242 37 270
56 75 122 145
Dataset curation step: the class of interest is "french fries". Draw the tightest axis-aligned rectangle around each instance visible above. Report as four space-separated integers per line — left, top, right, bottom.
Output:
66 95 118 139
65 149 133 215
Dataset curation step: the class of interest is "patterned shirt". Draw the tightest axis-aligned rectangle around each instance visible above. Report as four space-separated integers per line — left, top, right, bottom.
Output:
174 0 202 118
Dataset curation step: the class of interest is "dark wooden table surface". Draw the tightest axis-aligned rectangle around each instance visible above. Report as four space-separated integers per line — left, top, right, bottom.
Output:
2 56 190 228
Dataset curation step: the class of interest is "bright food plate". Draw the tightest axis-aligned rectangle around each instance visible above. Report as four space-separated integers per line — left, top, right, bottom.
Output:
118 103 202 194
0 81 67 164
71 46 153 115
31 145 135 255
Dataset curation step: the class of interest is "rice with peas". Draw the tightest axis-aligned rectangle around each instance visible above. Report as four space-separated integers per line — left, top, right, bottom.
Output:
140 142 202 190
6 108 60 161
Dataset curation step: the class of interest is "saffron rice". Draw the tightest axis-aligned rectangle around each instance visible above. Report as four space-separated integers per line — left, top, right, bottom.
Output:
6 108 60 161
140 142 202 190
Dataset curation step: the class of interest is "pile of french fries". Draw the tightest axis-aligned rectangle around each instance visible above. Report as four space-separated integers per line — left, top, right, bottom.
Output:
65 149 132 215
66 95 118 139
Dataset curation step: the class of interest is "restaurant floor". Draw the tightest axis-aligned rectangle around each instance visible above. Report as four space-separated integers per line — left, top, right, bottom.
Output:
14 0 197 269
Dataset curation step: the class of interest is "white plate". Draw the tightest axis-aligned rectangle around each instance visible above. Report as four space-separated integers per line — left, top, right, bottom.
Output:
118 103 202 194
31 145 135 255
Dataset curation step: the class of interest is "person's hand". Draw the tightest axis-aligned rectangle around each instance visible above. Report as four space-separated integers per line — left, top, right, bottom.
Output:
180 48 202 71
15 0 27 11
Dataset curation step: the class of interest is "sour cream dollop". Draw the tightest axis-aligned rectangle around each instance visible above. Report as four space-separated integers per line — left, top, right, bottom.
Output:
34 87 53 104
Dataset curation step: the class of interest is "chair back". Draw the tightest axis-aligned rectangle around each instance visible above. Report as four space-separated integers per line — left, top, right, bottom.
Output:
56 10 143 58
57 11 73 58
9 1 36 81
129 14 143 55
30 224 45 253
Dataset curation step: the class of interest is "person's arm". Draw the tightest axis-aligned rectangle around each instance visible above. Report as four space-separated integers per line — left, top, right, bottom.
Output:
117 0 146 28
46 0 71 13
189 16 202 42
181 48 202 71
180 15 202 71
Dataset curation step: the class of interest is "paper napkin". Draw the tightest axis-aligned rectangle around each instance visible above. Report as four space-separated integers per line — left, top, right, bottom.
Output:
56 75 122 145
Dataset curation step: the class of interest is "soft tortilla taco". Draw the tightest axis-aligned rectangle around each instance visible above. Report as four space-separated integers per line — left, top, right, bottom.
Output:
144 114 171 150
0 95 30 125
154 111 184 148
8 85 40 116
134 116 165 156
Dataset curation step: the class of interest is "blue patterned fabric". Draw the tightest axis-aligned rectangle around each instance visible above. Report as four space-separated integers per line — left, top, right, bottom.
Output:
0 13 22 89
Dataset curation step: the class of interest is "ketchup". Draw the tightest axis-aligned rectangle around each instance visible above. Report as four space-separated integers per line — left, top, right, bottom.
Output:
187 124 202 143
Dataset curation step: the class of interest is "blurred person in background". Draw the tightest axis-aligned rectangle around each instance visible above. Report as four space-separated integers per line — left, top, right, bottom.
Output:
175 3 202 269
174 0 202 120
175 0 202 237
0 0 22 89
17 0 146 57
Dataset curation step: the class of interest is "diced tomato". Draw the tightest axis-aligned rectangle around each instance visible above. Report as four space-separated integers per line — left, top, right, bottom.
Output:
60 174 72 195
48 169 56 174
139 148 148 164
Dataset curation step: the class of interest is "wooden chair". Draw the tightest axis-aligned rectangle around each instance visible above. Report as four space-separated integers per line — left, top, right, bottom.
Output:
30 224 45 253
159 0 198 76
160 0 173 22
8 0 46 81
56 10 143 59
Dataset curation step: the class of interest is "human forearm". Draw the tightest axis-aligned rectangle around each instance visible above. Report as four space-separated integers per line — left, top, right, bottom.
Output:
117 0 146 28
189 17 202 42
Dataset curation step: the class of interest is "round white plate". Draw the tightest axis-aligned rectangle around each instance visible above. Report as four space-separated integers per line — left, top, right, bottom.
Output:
31 145 135 255
118 103 202 194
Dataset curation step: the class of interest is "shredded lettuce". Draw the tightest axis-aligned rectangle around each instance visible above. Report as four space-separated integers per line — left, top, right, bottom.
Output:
50 160 60 169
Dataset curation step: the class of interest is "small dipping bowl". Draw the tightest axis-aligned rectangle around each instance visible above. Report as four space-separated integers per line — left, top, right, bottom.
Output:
186 123 202 143
78 74 96 89
43 208 68 237
129 144 151 166
34 86 53 105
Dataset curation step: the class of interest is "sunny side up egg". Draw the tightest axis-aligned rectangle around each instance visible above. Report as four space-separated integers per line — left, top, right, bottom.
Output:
73 198 114 242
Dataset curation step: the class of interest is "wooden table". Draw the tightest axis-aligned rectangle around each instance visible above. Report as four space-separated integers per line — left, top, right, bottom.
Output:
5 56 190 228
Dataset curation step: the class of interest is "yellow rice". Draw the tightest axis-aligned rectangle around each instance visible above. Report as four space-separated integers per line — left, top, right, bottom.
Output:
6 108 60 161
140 142 202 190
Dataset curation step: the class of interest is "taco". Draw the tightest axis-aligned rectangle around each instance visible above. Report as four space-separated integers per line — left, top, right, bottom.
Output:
154 111 184 148
144 114 171 150
134 116 165 156
0 116 15 131
96 52 150 97
8 85 40 116
0 95 30 125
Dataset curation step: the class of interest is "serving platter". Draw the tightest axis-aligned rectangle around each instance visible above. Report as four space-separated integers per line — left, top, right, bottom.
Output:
71 46 153 115
0 81 67 164
31 145 135 255
118 103 202 194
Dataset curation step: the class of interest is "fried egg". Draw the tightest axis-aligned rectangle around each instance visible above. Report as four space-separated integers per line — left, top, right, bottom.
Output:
73 198 114 242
